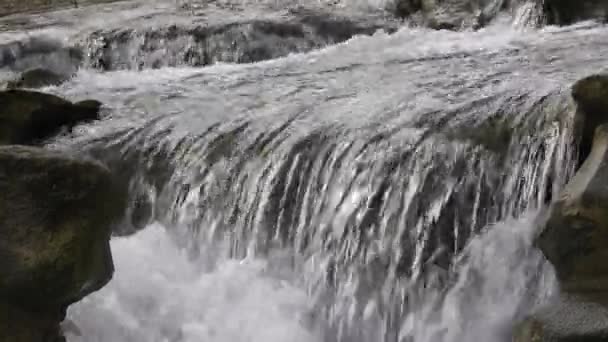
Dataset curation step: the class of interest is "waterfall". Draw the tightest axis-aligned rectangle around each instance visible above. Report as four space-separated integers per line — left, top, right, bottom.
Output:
3 0 608 341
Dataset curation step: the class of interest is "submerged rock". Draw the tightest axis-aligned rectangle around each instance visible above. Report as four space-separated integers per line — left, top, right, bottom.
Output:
6 68 71 89
543 0 608 25
0 89 102 145
0 145 126 341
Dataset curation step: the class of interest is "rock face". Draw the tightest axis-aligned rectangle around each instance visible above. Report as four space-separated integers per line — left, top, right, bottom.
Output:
0 89 102 145
543 0 608 25
6 68 71 89
0 145 126 342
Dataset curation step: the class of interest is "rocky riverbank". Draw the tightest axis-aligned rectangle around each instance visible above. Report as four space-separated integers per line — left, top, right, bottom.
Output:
0 89 126 341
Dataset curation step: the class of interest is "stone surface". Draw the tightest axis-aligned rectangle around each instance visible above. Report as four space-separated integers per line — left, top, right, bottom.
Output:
513 294 608 341
0 145 126 341
0 89 101 145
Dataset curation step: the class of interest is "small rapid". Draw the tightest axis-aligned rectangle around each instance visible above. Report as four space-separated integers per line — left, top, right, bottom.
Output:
67 223 321 342
2 1 608 341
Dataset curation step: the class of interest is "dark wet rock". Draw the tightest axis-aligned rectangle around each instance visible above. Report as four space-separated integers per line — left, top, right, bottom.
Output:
82 11 399 70
571 74 608 171
6 68 71 89
513 294 608 341
0 145 126 342
543 0 608 25
537 123 608 295
0 89 102 145
0 0 120 17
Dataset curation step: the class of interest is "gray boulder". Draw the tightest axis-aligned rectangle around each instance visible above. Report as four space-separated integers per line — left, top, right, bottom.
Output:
0 145 126 342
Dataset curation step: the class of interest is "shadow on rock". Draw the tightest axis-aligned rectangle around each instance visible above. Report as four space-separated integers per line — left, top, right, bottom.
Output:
0 89 102 145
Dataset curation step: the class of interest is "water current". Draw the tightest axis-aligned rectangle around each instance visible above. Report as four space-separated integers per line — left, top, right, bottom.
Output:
1 0 608 341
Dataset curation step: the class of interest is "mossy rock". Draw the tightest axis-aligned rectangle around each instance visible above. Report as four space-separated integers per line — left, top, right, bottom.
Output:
537 124 608 294
0 89 102 145
0 146 127 341
513 294 608 341
6 68 71 89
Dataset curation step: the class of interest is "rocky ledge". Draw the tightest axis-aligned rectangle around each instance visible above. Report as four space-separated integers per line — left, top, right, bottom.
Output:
0 88 126 341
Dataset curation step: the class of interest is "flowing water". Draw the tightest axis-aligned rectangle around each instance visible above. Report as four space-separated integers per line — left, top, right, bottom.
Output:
2 0 608 341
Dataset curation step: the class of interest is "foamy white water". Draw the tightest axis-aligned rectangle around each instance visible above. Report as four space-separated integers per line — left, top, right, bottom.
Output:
67 224 321 342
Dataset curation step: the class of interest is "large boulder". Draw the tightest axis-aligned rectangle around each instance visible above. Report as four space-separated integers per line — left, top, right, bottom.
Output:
0 89 102 145
543 0 608 25
6 68 71 89
0 145 126 341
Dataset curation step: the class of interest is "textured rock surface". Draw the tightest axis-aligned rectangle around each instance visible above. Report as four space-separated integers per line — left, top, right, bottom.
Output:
513 294 608 342
0 145 126 341
0 89 101 145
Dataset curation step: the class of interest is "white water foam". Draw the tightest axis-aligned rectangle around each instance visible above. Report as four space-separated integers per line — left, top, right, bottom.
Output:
66 223 321 342
400 212 557 342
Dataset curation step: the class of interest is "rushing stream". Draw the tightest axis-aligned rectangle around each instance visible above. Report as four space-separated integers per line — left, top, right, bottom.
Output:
2 0 608 341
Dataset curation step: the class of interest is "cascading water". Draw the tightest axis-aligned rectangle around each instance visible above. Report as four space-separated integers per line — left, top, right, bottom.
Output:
2 0 608 341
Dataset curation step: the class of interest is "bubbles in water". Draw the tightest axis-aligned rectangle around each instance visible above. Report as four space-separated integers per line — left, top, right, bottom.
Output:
67 223 321 342
399 212 557 342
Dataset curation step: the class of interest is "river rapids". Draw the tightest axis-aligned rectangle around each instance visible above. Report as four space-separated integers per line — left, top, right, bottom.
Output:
1 0 607 341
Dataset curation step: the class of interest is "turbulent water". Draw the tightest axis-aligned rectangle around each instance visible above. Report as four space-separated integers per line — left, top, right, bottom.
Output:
2 0 608 341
